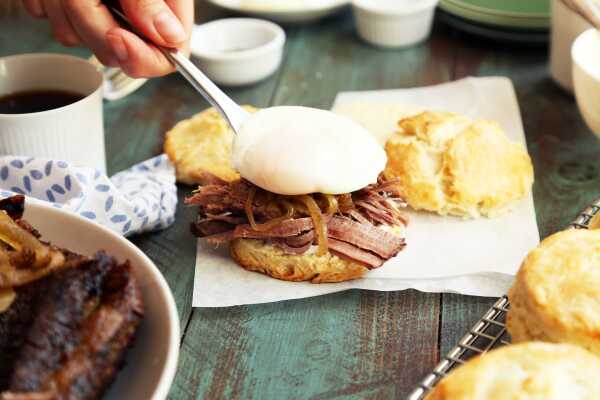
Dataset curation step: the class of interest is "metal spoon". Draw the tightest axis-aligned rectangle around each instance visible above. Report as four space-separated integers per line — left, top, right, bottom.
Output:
102 1 249 133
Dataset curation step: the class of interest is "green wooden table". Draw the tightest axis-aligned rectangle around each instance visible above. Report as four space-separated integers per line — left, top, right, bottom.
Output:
2 3 600 399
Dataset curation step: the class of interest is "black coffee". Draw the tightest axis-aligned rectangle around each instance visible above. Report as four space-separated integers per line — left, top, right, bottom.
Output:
0 89 84 114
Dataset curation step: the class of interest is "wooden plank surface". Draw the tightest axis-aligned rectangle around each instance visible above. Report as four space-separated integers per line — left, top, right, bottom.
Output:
175 290 439 399
3 4 600 400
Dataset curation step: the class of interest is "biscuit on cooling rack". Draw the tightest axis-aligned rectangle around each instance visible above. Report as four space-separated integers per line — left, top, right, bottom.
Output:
384 111 533 218
425 342 600 399
507 229 600 357
164 106 258 185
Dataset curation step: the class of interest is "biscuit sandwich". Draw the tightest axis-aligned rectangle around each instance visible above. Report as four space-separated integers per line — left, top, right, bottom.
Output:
186 106 408 283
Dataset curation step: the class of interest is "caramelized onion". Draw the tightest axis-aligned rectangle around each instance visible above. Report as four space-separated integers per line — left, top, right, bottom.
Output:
245 186 258 229
279 200 296 218
0 211 66 288
249 211 294 232
245 187 294 231
323 194 339 215
0 287 15 313
0 210 50 268
297 195 328 256
338 193 355 213
0 248 65 288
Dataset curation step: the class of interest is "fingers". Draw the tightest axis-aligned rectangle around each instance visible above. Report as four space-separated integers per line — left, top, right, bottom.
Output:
23 0 192 77
165 0 194 55
119 0 187 47
106 0 193 77
63 0 120 67
43 0 81 46
23 0 46 18
106 28 175 77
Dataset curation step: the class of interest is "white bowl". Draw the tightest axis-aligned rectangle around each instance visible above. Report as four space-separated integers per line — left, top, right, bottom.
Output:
207 0 349 23
191 18 285 86
352 0 439 48
21 200 180 400
572 29 600 139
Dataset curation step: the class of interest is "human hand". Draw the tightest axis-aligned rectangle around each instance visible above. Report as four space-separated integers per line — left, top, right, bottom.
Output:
22 0 193 78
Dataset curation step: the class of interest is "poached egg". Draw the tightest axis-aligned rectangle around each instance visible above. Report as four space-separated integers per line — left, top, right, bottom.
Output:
232 106 386 195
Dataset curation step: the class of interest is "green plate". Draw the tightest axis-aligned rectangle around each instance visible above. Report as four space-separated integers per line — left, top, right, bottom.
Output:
440 0 549 29
438 9 548 45
447 0 550 18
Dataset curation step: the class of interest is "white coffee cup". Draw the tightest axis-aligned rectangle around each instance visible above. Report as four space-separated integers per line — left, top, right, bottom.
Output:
0 53 106 173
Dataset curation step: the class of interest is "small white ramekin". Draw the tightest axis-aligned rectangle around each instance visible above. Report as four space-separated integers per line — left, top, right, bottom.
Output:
352 0 439 48
572 29 600 140
190 18 286 87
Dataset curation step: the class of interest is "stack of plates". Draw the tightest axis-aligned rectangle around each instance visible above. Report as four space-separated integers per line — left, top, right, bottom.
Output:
439 0 551 43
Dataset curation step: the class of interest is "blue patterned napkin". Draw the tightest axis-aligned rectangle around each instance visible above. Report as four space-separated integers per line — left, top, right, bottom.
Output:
0 155 177 236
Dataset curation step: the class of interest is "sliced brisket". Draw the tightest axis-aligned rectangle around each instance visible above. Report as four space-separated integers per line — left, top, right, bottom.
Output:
283 231 315 247
270 239 312 255
206 216 405 269
327 216 405 259
185 179 279 220
270 231 316 255
8 256 111 392
192 219 233 237
188 178 408 270
233 217 319 239
327 239 385 268
0 283 40 390
2 253 143 400
48 259 143 400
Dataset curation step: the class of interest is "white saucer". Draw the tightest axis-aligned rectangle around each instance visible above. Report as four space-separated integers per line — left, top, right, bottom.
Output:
207 0 349 23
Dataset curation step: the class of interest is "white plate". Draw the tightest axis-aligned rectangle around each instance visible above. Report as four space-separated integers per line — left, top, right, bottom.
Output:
21 200 180 400
207 0 349 23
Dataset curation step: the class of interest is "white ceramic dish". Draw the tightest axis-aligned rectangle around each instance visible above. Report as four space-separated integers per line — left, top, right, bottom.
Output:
207 0 349 23
20 199 180 400
352 0 439 48
191 18 285 86
572 29 600 139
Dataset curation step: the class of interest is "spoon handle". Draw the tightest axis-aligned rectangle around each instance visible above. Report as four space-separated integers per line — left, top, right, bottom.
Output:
166 50 248 132
101 0 249 133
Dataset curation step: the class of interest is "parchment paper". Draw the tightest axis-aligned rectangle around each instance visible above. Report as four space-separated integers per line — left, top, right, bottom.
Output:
192 77 539 307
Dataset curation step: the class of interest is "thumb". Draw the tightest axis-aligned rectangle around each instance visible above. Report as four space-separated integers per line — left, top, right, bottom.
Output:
119 0 186 47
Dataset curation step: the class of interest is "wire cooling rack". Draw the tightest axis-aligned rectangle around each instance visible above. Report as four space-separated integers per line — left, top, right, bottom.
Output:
407 198 600 400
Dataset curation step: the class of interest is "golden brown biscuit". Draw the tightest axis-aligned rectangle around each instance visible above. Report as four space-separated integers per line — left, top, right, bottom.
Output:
507 229 600 357
425 342 600 400
384 111 534 218
230 238 369 283
164 106 258 185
